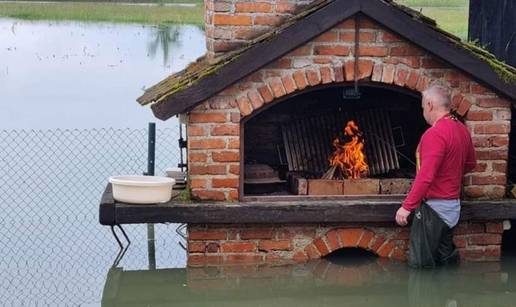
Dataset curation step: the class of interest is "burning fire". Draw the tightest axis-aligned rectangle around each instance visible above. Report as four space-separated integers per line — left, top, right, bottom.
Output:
328 120 368 179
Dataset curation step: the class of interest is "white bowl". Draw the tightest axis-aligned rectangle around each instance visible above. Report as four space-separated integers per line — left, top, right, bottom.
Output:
109 175 175 204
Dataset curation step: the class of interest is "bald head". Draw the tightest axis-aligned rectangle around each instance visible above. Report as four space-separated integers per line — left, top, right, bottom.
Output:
422 85 451 111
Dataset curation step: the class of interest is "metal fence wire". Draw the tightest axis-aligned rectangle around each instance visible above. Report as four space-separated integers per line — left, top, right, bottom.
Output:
0 126 187 306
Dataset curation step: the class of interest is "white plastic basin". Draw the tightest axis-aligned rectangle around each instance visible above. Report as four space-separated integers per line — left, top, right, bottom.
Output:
109 175 175 204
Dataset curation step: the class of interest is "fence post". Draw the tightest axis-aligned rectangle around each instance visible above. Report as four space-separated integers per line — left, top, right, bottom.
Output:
147 123 156 270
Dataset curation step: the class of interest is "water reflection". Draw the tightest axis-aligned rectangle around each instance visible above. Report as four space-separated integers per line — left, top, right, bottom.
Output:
102 258 516 307
147 24 181 66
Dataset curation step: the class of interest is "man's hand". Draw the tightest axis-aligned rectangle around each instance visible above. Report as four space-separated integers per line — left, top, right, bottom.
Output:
395 206 411 226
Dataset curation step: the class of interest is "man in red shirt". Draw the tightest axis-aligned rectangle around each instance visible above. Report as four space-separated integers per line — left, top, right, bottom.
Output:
395 84 476 267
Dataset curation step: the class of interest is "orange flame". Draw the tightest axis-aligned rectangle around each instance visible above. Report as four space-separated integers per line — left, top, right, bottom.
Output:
328 120 368 179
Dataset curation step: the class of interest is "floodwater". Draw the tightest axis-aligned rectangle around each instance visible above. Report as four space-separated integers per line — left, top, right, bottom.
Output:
0 18 205 129
1 17 516 307
105 253 516 307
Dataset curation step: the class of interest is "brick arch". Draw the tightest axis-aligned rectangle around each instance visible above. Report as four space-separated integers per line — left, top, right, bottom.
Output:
301 228 407 261
235 61 448 121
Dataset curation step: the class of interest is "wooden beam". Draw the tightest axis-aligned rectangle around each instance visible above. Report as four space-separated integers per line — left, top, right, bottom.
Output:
99 185 516 225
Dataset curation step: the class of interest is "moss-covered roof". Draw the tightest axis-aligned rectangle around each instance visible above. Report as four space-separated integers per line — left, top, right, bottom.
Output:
138 0 516 120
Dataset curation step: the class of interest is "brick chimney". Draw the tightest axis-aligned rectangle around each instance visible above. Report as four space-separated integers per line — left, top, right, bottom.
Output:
204 0 317 59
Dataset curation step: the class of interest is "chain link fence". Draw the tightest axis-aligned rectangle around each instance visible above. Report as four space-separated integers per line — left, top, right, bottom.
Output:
0 125 186 306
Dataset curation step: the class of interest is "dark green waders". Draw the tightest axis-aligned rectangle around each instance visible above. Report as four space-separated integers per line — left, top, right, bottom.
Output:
408 202 460 269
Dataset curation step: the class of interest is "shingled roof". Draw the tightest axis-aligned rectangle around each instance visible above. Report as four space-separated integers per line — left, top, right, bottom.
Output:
137 0 516 120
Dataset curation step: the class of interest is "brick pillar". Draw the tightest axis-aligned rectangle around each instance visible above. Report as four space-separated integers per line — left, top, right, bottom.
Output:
204 0 316 59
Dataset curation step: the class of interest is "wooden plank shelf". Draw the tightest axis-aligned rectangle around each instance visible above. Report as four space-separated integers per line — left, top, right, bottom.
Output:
99 184 516 226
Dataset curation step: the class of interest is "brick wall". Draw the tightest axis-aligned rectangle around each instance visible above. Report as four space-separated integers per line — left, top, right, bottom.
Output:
187 16 513 201
204 0 316 58
186 221 504 266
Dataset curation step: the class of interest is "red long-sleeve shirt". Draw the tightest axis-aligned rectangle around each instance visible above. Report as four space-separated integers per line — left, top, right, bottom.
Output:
402 115 476 211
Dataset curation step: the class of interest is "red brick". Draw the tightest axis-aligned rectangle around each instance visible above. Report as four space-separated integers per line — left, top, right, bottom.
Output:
471 174 506 185
485 246 502 258
390 45 424 56
211 124 239 136
474 123 510 134
405 71 419 89
255 15 283 26
247 89 264 110
380 31 402 42
391 247 407 260
257 85 274 103
187 254 206 266
453 223 485 235
228 138 240 149
333 65 344 82
192 190 226 201
337 228 363 247
370 235 386 252
230 112 240 123
258 240 292 251
320 66 333 84
358 46 388 57
306 69 321 86
357 59 374 79
466 110 493 121
382 64 395 84
189 139 226 149
293 251 308 262
189 164 226 175
371 63 383 82
340 32 375 42
326 230 341 251
190 178 207 189
269 77 286 98
344 61 354 81
475 149 507 160
314 31 338 42
377 240 395 257
234 27 268 40
240 229 274 240
229 164 240 175
394 68 409 86
292 70 308 89
416 75 430 92
189 112 227 123
281 75 297 94
456 98 472 116
471 83 489 94
468 234 502 246
493 161 507 173
221 242 256 253
213 14 252 26
188 152 207 163
235 2 272 13
212 150 240 162
212 178 239 188
188 242 206 253
204 242 219 253
358 230 374 249
213 40 246 53
314 45 350 56
486 222 504 234
313 238 330 256
305 243 321 259
189 230 227 240
463 186 485 198
477 98 510 108
453 235 467 248
421 57 448 69
276 2 296 13
188 126 206 136
237 95 253 116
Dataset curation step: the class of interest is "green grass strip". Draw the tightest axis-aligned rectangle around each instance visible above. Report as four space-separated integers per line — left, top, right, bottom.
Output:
0 2 204 25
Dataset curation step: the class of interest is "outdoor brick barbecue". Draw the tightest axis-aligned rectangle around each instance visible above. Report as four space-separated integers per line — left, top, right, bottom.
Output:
122 0 516 265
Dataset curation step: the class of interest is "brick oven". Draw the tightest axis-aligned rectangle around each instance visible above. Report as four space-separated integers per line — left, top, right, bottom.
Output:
136 0 516 265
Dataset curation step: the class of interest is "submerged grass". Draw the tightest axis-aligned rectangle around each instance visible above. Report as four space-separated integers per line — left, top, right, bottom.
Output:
0 2 204 25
